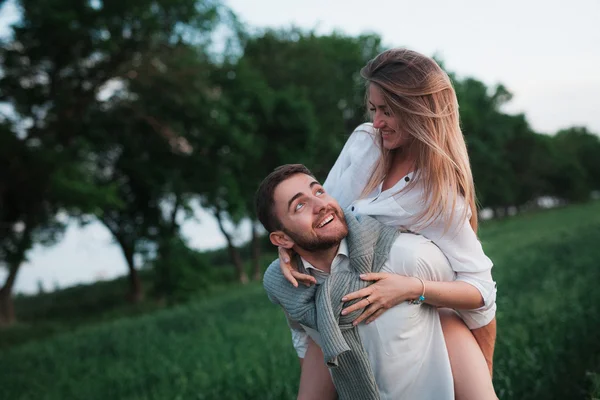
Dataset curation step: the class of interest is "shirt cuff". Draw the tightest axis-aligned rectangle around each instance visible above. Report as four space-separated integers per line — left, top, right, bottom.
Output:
457 302 497 330
455 271 497 309
455 273 497 329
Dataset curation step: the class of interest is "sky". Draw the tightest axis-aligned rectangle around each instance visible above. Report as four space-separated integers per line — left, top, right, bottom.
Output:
1 0 599 294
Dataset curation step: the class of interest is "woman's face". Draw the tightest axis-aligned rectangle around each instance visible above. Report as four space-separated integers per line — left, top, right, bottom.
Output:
368 84 410 150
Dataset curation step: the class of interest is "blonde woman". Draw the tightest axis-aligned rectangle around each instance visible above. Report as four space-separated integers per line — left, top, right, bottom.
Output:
279 49 498 399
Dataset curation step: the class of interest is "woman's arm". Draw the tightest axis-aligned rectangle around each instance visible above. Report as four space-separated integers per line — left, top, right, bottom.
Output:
412 196 497 330
298 338 337 400
413 278 484 309
340 272 484 325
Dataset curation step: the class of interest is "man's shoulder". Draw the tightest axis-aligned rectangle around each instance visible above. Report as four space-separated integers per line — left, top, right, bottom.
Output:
263 256 308 304
263 259 285 304
391 232 434 250
387 233 453 277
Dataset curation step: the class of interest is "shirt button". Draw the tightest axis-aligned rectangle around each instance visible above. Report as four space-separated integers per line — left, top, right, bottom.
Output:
405 176 410 182
351 206 355 211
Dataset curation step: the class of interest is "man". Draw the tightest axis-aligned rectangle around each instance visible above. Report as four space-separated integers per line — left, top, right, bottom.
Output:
256 164 495 400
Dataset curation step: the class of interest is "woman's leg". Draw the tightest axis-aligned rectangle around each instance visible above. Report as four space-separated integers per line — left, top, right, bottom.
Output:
439 308 497 400
297 338 337 400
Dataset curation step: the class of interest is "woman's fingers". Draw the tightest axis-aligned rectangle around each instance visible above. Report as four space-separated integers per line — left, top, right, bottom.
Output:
278 247 315 287
359 272 386 281
352 303 378 326
278 247 298 287
341 287 372 303
281 265 298 287
291 270 317 286
342 295 373 315
365 308 386 324
278 246 291 264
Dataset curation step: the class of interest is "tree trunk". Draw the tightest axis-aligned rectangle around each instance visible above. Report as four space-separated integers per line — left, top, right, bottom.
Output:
101 216 144 304
251 222 262 281
0 263 20 327
124 245 143 303
113 235 143 303
214 211 248 284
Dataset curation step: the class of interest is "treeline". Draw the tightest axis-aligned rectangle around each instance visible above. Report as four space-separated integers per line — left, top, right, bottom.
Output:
1 0 599 325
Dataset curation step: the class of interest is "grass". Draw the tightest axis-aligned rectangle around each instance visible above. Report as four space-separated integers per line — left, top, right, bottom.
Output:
1 201 600 399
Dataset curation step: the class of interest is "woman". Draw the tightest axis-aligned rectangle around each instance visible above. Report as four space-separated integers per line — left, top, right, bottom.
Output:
280 48 498 399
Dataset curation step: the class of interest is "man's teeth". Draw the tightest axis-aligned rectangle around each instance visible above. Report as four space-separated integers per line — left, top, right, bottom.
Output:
318 215 334 228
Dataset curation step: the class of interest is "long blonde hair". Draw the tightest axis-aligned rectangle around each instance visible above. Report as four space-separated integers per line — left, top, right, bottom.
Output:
360 48 478 233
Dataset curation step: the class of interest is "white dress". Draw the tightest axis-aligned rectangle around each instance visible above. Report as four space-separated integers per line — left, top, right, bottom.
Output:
323 122 497 329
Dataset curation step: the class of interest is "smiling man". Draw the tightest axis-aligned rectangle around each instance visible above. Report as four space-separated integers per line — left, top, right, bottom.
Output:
255 164 476 400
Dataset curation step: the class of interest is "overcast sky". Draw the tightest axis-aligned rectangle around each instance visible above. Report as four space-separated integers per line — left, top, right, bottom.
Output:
1 0 599 293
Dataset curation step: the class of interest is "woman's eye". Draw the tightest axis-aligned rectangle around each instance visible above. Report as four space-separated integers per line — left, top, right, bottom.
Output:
369 108 376 112
384 111 391 117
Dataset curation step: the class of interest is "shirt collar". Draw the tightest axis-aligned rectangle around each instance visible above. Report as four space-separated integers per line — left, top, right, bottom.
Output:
300 239 349 273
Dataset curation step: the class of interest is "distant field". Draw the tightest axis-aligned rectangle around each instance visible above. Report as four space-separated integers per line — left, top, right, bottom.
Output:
2 202 600 400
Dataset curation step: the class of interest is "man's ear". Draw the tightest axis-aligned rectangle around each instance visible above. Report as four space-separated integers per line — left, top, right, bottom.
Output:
270 231 294 249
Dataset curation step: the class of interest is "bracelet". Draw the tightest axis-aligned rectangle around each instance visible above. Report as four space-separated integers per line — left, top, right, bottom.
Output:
409 277 426 305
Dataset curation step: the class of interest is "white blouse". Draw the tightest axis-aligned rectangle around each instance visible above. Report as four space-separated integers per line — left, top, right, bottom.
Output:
323 123 497 329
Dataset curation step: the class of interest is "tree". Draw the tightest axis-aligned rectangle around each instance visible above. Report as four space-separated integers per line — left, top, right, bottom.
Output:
554 127 600 196
0 120 117 325
195 30 384 279
0 0 221 315
241 29 383 177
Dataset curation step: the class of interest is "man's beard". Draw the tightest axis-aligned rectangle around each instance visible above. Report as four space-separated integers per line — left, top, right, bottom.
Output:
283 210 348 252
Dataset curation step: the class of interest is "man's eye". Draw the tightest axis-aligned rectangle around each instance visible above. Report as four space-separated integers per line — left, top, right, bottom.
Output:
295 203 304 211
316 189 324 196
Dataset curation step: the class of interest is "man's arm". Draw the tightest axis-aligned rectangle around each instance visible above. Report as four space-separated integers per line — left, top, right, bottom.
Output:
297 338 337 400
471 317 496 377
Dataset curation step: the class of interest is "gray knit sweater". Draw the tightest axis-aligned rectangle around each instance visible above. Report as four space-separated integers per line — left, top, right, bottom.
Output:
263 211 399 400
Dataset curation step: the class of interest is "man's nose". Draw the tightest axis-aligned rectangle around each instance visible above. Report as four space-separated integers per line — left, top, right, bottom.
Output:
313 196 327 213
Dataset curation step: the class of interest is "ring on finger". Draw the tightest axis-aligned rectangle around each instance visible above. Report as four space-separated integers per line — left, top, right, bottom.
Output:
366 297 371 305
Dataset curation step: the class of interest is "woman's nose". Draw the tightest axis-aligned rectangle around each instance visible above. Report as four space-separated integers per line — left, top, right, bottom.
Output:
372 113 386 129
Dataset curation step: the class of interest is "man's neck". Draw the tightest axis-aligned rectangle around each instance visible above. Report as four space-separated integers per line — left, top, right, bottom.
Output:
294 243 341 274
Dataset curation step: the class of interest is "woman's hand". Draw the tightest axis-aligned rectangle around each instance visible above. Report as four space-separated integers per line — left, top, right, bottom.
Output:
278 247 317 287
341 272 422 325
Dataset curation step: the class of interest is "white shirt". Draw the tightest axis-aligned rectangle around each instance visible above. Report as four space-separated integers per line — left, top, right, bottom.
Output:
322 123 497 329
288 234 455 400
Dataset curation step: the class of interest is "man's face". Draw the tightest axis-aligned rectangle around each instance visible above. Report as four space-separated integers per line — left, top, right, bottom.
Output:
272 173 348 252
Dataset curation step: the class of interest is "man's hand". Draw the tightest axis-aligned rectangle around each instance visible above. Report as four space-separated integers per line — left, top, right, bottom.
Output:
471 317 497 377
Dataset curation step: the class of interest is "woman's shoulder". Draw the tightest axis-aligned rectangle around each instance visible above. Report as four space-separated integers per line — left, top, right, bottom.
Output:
349 122 376 141
323 123 379 208
342 123 379 158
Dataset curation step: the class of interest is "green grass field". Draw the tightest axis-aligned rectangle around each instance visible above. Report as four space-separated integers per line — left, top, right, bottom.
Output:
1 202 600 399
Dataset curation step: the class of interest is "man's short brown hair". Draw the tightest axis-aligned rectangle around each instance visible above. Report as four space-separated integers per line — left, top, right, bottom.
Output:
255 164 316 233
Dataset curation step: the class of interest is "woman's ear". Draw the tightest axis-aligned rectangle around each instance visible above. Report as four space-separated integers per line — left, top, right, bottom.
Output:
270 231 294 249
